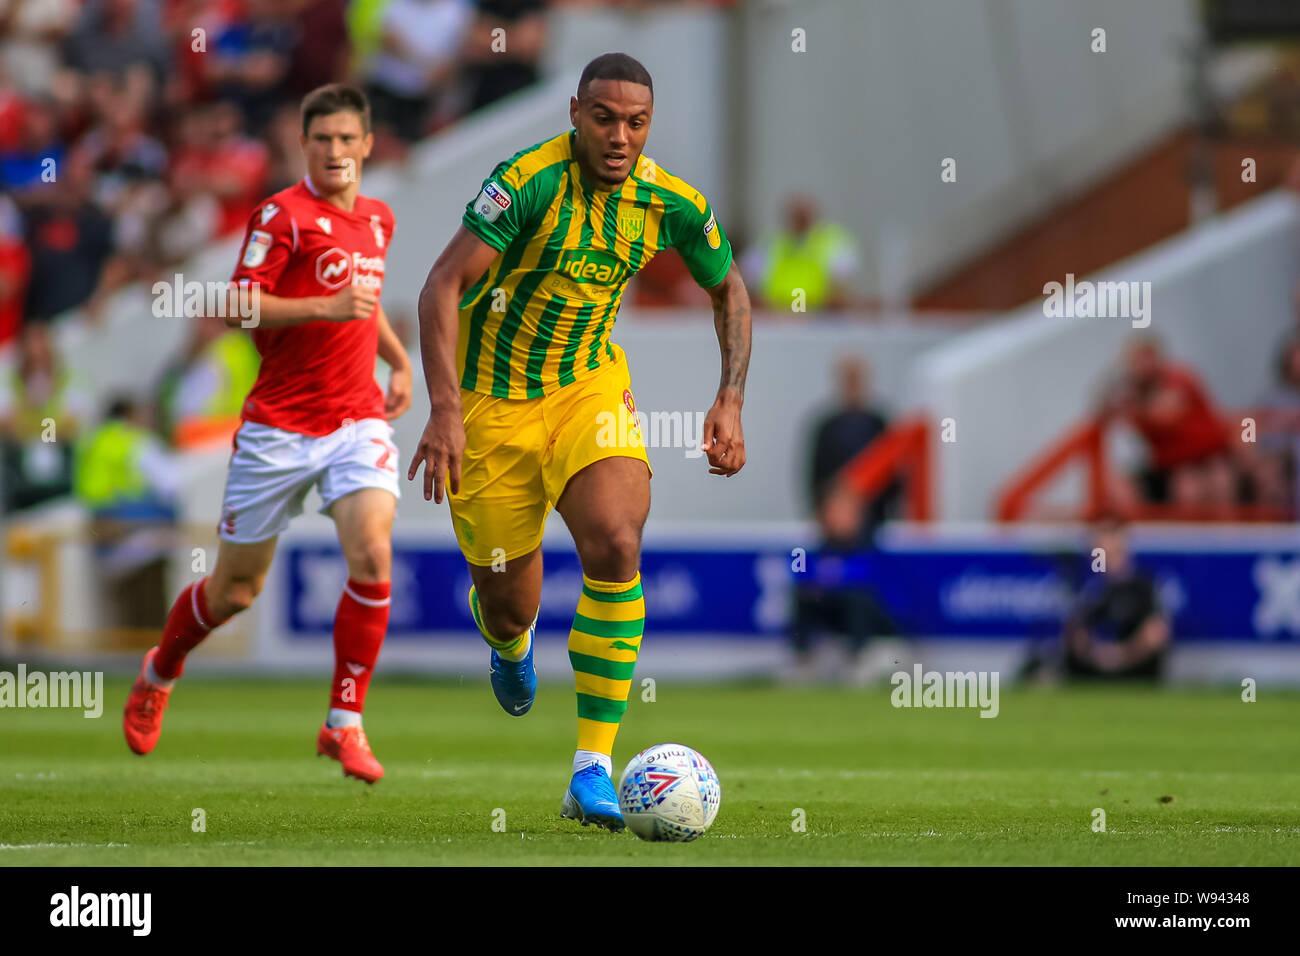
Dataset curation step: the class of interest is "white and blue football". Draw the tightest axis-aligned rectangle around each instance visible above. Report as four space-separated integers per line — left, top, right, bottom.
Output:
618 743 721 842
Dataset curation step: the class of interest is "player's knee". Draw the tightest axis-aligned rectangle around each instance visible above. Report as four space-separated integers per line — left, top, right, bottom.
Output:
213 577 260 616
580 524 642 579
479 600 535 643
347 536 391 583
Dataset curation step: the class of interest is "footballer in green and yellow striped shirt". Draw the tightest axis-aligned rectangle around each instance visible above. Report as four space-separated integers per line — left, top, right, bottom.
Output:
409 52 752 833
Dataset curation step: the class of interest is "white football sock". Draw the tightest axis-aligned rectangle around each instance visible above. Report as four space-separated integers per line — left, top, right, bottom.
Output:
144 659 174 690
326 708 363 728
573 749 613 778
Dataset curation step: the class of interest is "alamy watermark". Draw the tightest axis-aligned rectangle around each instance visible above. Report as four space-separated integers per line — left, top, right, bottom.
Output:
1043 273 1151 328
152 274 260 327
595 405 708 459
0 664 103 718
50 886 150 936
890 664 999 718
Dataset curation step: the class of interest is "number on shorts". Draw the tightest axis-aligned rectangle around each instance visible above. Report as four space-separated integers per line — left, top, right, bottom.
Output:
371 438 397 472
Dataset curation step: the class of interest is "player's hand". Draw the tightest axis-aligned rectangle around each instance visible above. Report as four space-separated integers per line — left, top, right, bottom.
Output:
323 284 378 322
700 392 746 477
384 365 412 419
407 405 465 503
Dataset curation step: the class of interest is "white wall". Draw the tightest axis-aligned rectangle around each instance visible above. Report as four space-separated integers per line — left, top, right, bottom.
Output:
739 0 1200 300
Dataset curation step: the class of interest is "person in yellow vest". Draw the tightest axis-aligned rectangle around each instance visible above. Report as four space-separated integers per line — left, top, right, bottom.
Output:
155 314 260 447
74 397 179 520
742 193 861 312
73 396 181 630
0 323 93 511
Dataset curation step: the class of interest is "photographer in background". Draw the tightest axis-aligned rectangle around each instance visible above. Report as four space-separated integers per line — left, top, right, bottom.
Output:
1062 515 1170 681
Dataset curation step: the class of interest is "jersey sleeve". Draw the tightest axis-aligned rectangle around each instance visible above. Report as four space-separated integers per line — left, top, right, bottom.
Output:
462 161 540 252
230 200 295 294
666 189 733 290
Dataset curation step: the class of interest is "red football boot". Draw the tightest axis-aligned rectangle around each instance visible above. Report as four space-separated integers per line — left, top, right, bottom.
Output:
316 723 385 783
123 647 172 756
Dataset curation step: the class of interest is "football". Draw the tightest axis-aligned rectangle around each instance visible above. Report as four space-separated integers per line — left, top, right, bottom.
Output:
617 743 722 842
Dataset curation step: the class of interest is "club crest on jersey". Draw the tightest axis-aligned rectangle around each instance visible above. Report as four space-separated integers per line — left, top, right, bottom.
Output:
617 207 645 242
622 388 637 418
703 213 720 250
242 230 272 268
473 181 511 223
370 214 385 249
260 203 279 225
316 216 332 235
316 247 351 290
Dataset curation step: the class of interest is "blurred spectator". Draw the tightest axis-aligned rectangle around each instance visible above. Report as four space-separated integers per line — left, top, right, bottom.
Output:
1243 336 1300 513
21 156 116 322
285 0 351 98
345 0 395 78
73 85 168 211
154 313 260 446
363 0 469 144
742 194 860 313
0 94 66 205
0 194 30 345
1100 337 1236 516
807 356 895 546
73 394 179 626
0 0 77 97
207 0 296 133
264 101 309 192
167 100 270 237
1062 516 1170 681
787 356 899 682
460 0 546 114
0 322 92 511
63 0 170 89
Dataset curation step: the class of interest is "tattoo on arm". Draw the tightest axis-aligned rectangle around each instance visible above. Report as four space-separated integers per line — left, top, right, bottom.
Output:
712 267 752 399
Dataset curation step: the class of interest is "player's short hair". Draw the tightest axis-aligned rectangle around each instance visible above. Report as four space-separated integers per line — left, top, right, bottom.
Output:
577 53 654 102
301 84 371 136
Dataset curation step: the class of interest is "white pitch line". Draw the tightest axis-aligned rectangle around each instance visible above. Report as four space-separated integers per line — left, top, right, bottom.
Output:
0 842 130 850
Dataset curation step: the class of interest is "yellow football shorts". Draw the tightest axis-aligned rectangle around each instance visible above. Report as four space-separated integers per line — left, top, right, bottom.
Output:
449 344 652 566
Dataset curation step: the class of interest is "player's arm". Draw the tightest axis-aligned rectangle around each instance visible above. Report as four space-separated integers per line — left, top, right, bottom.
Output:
219 282 375 330
223 206 375 329
376 305 412 420
407 226 500 503
700 261 751 477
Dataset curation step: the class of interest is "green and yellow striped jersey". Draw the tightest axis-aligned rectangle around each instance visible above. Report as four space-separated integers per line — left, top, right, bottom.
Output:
459 129 733 398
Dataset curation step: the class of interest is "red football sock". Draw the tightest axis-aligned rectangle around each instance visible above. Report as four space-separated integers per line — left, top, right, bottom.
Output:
154 577 228 680
330 579 391 713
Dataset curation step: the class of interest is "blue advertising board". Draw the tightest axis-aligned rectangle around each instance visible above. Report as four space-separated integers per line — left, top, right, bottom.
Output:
283 534 1300 643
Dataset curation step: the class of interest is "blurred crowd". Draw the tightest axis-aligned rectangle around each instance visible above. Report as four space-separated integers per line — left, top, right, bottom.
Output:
0 0 569 517
0 0 568 351
1097 332 1300 519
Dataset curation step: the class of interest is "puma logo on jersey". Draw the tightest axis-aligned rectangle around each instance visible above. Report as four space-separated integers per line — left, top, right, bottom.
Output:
260 203 279 224
316 216 332 234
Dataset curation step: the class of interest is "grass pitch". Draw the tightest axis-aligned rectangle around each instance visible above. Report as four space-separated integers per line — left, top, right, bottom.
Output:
2 676 1298 865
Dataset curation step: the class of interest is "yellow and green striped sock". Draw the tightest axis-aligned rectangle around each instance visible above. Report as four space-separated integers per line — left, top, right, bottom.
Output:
468 586 531 662
570 573 644 755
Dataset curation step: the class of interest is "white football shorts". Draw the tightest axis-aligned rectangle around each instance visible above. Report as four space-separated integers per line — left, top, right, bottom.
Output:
218 417 400 543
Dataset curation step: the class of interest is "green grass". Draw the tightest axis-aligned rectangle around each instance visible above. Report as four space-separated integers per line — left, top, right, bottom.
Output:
2 677 1298 865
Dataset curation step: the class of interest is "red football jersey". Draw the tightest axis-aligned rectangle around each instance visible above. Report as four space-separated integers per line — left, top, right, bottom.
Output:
230 178 394 437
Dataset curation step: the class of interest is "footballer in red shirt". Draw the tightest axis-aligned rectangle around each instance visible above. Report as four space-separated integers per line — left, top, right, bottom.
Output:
123 86 412 783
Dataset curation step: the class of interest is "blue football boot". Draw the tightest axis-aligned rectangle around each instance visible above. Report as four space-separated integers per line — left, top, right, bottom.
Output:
560 762 626 832
469 587 537 716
